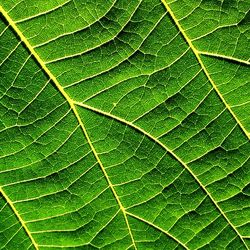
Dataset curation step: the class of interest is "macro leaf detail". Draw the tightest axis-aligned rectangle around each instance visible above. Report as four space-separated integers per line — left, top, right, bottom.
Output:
0 0 250 249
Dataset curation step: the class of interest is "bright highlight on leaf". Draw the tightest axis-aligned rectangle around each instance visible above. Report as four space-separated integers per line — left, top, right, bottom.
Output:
0 0 250 249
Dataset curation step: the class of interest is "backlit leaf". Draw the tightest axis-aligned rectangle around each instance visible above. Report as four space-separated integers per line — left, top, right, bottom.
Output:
0 0 250 249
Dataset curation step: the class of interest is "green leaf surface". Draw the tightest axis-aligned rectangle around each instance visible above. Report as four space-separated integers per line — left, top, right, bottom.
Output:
0 0 250 249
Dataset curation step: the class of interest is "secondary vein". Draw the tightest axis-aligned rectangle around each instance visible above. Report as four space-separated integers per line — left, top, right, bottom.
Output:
0 6 137 249
74 101 248 249
126 211 188 249
161 0 250 141
1 3 248 249
197 51 250 66
0 187 38 250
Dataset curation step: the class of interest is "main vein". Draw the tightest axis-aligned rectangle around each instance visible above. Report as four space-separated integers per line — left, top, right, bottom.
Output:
0 6 137 249
161 0 250 141
74 101 248 249
1 3 248 249
0 187 38 249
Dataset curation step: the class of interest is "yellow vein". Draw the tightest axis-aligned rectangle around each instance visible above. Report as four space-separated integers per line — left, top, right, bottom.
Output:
0 41 21 67
0 187 38 249
74 101 248 249
0 6 137 249
43 0 142 64
161 0 250 141
197 51 250 66
14 0 72 24
2 226 23 249
126 211 188 249
0 24 9 36
64 104 137 250
33 0 118 49
1 3 247 248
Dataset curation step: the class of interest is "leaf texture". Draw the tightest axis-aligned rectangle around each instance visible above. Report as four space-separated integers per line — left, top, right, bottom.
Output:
0 0 250 249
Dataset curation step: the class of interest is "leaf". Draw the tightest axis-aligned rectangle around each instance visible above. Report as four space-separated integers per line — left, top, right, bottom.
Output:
0 0 250 249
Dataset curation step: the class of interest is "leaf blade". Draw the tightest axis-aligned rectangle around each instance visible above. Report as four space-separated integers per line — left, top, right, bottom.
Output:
0 0 249 249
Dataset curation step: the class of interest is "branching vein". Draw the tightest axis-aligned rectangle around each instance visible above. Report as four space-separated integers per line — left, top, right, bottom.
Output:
0 6 138 249
161 0 250 140
74 100 248 249
0 187 38 249
1 2 249 249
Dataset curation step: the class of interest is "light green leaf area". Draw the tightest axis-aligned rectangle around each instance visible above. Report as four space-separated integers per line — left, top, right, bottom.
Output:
0 0 250 249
